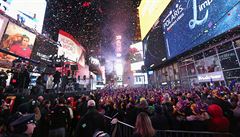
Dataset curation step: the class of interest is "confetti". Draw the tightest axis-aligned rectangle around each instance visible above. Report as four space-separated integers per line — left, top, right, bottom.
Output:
43 0 140 59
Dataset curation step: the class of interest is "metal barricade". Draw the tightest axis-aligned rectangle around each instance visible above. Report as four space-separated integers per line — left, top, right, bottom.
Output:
104 115 134 137
104 115 235 137
156 130 235 137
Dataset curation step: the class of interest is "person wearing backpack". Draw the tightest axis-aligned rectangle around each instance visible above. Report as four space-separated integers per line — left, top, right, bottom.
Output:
48 97 71 137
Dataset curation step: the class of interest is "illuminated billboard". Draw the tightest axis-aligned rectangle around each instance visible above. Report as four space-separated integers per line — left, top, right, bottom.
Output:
31 36 58 73
58 30 85 67
0 14 8 41
162 0 240 59
143 22 167 68
0 22 36 68
130 42 144 71
0 0 47 33
138 0 171 40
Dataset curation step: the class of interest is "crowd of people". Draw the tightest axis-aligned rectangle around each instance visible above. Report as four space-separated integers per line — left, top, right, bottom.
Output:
0 86 239 137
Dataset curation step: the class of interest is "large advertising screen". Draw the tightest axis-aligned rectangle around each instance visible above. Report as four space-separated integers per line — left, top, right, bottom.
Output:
0 0 47 33
143 22 167 68
0 22 36 68
58 30 85 67
162 0 240 59
0 15 9 41
31 36 58 73
130 42 144 71
139 0 171 40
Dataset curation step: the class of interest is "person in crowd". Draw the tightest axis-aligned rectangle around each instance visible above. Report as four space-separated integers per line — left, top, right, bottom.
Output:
233 94 240 136
18 99 41 122
48 97 71 137
132 112 157 137
17 67 30 94
0 69 8 93
8 113 36 137
38 100 51 137
207 104 230 132
46 74 54 92
52 71 61 92
61 74 68 93
75 99 108 137
77 95 88 117
0 117 7 136
150 105 170 130
137 97 150 116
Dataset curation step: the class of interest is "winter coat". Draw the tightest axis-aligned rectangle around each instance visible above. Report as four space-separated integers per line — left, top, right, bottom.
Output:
207 104 230 132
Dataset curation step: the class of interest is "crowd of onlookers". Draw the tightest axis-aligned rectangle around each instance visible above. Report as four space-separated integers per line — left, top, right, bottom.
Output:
0 86 240 137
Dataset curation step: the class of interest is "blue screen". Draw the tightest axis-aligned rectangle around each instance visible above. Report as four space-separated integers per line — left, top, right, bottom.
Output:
162 0 240 59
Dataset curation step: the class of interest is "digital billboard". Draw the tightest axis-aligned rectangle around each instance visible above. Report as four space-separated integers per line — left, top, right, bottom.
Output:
0 0 47 33
31 36 58 73
143 22 167 68
0 22 36 68
162 0 240 59
130 42 144 71
58 30 85 67
0 14 8 41
138 0 171 40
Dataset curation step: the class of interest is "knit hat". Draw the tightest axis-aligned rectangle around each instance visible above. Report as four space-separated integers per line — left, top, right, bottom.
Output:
87 99 96 107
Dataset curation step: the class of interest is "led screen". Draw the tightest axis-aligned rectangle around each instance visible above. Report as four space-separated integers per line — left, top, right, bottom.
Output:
31 36 58 73
58 30 85 67
130 42 143 63
0 22 36 68
143 22 167 68
162 0 240 59
0 14 8 41
139 0 171 40
130 42 144 71
0 0 47 33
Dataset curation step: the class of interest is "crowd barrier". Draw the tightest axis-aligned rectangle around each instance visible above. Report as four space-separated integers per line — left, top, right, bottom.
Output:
104 115 235 137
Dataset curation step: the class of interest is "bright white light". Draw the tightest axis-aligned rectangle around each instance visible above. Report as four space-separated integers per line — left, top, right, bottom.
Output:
116 53 122 57
115 62 123 75
116 35 122 40
5 0 47 33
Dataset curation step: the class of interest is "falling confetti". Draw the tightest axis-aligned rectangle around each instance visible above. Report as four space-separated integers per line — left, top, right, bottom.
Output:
43 0 141 59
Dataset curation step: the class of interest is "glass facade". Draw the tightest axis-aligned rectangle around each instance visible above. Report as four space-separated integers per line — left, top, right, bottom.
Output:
153 36 240 88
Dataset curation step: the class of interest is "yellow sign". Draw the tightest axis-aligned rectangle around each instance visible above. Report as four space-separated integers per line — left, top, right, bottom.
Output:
139 0 171 40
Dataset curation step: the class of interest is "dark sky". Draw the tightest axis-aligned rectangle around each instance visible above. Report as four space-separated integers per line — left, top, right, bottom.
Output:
43 0 141 61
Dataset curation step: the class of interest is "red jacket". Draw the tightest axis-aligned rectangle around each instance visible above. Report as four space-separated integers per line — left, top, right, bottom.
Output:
207 104 230 132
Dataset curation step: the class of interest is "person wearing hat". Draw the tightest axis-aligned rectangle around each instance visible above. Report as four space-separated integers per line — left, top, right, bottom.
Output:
207 104 230 132
8 113 36 137
75 99 108 137
48 97 71 137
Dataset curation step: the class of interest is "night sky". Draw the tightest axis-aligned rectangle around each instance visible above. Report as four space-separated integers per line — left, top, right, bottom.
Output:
43 0 141 63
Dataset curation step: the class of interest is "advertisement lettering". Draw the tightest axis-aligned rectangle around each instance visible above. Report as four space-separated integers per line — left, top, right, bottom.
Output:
162 0 240 59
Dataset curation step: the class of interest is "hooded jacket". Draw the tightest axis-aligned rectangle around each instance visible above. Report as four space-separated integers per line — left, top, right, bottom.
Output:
207 104 229 132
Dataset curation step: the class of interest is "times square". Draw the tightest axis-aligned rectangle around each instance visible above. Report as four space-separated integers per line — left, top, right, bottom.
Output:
0 0 240 137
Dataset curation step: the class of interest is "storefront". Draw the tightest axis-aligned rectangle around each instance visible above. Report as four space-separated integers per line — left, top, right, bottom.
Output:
177 36 240 88
153 63 180 88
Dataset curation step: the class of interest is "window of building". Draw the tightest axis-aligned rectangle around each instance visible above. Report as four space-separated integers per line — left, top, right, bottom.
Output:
234 38 240 48
223 69 240 86
236 48 240 61
194 52 204 60
223 69 240 79
195 59 207 74
204 55 221 73
219 50 239 70
217 41 233 53
179 66 188 77
204 47 216 57
187 63 196 76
